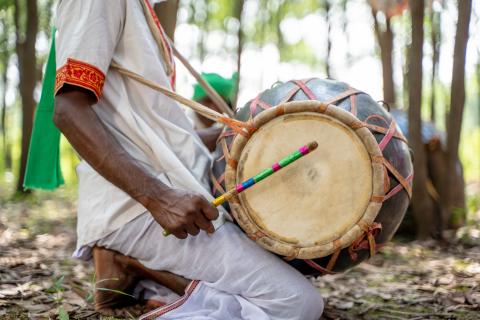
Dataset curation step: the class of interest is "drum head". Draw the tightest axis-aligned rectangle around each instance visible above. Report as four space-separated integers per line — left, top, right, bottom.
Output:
225 101 385 259
238 112 372 245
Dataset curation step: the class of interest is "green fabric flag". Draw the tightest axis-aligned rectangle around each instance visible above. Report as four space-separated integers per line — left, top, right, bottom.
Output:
192 72 238 103
24 27 64 190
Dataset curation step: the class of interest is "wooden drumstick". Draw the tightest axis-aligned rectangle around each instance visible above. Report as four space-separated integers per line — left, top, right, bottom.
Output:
163 141 318 236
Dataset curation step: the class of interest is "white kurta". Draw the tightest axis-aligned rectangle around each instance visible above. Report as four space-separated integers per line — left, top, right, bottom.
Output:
54 0 226 251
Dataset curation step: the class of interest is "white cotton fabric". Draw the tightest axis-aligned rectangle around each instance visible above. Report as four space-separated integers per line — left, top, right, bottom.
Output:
55 0 227 251
133 279 181 305
96 214 324 320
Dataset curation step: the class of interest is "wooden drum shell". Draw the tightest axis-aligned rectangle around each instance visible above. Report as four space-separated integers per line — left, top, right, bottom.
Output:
212 78 413 275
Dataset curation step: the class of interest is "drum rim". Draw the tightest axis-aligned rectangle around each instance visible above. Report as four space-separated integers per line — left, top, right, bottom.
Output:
224 100 385 260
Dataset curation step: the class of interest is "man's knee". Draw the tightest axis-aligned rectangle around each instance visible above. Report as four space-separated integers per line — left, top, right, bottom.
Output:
272 277 323 320
295 281 324 320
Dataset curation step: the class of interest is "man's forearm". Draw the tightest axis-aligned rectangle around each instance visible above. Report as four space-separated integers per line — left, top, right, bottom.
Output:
54 86 218 238
54 86 164 207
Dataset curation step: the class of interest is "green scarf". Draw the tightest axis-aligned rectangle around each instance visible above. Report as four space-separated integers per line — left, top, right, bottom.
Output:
23 27 64 190
192 72 238 103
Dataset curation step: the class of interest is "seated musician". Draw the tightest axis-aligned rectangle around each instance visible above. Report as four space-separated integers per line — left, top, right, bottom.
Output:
52 1 324 318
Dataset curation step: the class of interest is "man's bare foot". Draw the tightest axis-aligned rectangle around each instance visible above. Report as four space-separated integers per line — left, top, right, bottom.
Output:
92 246 190 313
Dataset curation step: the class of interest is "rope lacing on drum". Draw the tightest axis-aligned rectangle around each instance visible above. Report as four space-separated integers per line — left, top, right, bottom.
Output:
249 94 273 117
304 258 336 275
348 222 383 261
218 117 256 138
211 173 226 195
211 81 413 275
363 114 413 200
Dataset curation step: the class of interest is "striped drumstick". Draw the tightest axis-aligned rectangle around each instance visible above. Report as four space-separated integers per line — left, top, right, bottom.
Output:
212 141 319 206
163 141 318 236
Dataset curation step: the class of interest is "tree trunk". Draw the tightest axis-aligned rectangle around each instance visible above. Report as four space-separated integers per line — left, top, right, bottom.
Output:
381 17 395 105
408 0 435 239
443 0 471 229
1 58 10 170
198 0 209 61
0 15 11 170
371 8 395 106
325 0 332 78
233 0 245 107
341 0 352 66
15 0 38 193
402 39 410 111
429 7 441 123
154 0 179 41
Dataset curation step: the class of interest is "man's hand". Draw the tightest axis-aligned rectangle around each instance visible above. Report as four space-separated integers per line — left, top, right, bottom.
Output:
54 85 218 240
144 186 219 239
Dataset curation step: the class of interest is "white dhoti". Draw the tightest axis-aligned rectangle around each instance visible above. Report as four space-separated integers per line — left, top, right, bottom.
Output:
95 214 324 320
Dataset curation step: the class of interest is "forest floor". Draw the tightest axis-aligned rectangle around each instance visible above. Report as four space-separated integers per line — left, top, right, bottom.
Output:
1 190 479 320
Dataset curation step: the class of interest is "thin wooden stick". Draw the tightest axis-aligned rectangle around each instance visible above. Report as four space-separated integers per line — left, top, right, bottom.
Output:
139 0 175 76
111 63 225 123
139 0 234 117
212 141 318 206
170 45 235 117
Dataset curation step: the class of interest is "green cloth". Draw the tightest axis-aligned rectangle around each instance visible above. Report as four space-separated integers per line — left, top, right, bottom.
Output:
24 27 64 190
192 72 238 103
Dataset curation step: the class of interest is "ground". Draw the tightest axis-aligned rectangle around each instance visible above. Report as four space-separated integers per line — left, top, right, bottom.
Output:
1 191 479 320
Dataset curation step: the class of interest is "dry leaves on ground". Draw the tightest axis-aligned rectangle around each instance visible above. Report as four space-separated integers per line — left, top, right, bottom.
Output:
1 194 479 319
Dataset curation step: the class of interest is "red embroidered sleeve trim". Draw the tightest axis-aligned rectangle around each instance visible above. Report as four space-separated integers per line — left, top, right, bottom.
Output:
55 58 106 100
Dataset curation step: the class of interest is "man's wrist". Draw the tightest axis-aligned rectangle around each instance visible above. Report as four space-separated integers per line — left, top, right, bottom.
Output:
131 175 165 209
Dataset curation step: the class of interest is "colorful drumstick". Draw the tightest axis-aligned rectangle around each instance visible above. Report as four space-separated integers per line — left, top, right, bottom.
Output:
163 141 318 236
212 141 318 206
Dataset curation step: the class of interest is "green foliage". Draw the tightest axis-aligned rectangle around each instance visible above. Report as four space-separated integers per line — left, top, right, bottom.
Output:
460 127 480 183
451 206 466 227
47 275 66 303
46 275 66 294
279 39 320 66
466 191 479 224
57 307 69 320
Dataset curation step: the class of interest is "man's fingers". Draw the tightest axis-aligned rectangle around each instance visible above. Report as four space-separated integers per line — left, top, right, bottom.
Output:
185 223 200 236
172 230 188 239
195 215 215 234
202 201 219 221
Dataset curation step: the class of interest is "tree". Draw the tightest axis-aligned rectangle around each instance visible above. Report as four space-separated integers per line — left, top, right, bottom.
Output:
443 0 472 229
198 0 210 61
0 5 12 170
233 0 245 106
408 0 435 239
371 7 395 105
429 1 442 123
369 0 407 106
323 0 332 78
14 0 38 193
340 0 352 66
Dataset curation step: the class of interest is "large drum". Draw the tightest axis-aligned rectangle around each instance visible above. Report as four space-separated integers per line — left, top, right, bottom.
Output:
212 78 413 276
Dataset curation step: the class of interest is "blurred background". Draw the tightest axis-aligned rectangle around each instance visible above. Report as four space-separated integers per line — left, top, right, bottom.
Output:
0 1 479 319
